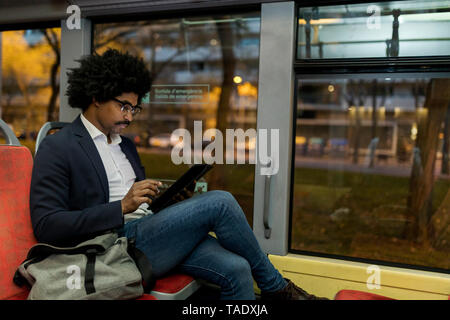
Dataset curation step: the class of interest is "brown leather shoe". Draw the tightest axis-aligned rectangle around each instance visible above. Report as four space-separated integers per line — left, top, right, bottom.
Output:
261 279 329 300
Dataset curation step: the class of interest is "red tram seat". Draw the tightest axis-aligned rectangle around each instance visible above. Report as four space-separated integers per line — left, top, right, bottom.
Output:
151 273 201 300
0 120 199 300
0 145 36 300
334 290 395 300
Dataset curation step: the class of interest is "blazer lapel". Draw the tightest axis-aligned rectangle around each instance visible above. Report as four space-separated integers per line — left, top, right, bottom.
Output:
72 116 109 202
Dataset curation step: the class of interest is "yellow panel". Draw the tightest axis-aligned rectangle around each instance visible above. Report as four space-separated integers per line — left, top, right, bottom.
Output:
267 253 450 300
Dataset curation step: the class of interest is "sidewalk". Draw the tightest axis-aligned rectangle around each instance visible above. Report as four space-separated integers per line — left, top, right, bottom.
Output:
295 156 450 179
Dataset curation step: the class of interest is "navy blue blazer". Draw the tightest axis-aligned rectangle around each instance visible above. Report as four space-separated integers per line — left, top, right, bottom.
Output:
30 115 146 246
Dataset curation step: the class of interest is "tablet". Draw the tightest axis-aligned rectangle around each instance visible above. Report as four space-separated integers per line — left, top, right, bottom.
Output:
149 164 213 213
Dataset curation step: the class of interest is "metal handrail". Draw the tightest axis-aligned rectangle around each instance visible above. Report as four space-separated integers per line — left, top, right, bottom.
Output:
0 118 21 146
35 121 70 153
262 159 272 239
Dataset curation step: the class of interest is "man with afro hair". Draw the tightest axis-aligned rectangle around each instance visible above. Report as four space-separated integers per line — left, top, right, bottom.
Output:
30 48 326 300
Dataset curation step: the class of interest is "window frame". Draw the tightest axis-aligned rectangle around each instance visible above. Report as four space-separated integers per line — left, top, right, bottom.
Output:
291 63 450 275
290 0 450 274
294 0 450 68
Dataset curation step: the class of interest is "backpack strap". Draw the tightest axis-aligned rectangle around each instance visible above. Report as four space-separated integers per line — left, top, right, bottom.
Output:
127 238 156 293
84 248 98 294
13 242 104 291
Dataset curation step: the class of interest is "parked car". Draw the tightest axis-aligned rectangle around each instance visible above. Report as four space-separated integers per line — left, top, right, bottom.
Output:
149 133 183 149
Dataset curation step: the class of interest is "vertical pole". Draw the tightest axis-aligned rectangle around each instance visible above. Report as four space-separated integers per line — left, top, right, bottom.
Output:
253 1 295 255
59 18 92 122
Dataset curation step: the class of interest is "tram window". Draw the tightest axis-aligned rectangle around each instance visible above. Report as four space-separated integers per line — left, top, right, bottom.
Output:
292 77 450 271
1 28 61 154
297 0 450 59
93 13 261 226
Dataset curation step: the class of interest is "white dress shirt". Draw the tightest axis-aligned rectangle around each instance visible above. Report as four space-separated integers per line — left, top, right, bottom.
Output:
80 114 151 222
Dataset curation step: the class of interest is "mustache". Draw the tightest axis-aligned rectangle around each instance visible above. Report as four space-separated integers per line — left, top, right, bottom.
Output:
115 121 130 126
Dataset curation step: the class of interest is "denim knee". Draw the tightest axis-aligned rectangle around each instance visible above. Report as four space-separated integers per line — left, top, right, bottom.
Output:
207 190 242 214
222 258 255 299
207 190 235 203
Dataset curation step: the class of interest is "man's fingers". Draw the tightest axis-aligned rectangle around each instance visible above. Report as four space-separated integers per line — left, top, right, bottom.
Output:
136 188 158 197
187 180 196 191
137 196 152 205
147 179 162 186
173 188 193 202
134 179 162 189
147 180 162 194
181 188 193 198
123 180 162 214
133 181 161 195
172 194 184 202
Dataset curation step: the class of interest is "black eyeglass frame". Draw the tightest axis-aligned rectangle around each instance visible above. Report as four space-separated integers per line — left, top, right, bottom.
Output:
111 97 143 115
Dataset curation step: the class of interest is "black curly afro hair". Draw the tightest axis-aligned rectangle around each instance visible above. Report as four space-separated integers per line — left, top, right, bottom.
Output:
66 48 152 111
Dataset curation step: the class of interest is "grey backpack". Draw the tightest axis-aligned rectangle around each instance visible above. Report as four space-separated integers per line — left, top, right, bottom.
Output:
14 232 155 300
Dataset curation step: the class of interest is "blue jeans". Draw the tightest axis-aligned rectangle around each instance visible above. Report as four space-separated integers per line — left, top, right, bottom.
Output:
119 190 286 299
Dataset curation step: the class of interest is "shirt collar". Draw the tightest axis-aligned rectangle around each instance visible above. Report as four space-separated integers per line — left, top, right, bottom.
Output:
80 113 122 145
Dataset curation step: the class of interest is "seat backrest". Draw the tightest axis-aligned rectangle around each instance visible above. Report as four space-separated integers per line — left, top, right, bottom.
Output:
35 121 70 154
0 119 36 299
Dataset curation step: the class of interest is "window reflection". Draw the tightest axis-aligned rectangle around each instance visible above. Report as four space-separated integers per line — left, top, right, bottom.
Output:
297 0 450 59
292 77 450 270
94 13 260 225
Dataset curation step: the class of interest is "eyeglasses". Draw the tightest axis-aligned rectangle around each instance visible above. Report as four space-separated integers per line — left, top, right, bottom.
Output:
112 98 142 115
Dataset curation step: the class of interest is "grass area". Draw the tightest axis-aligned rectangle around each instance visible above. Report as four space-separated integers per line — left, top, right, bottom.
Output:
292 167 450 270
139 152 190 180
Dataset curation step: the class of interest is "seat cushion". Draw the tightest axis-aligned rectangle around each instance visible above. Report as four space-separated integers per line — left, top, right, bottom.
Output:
152 273 195 294
136 294 157 300
0 146 36 300
334 289 395 300
5 290 30 300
